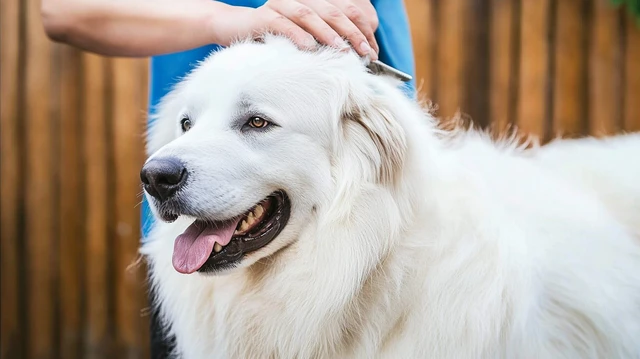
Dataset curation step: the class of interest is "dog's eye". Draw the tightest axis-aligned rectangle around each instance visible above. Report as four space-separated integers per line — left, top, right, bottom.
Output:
247 116 270 129
180 116 192 132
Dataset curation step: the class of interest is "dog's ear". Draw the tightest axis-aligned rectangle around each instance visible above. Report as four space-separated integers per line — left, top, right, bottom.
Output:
338 86 407 186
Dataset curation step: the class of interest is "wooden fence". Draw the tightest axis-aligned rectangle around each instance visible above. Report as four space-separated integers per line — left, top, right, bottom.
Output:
1 1 639 359
1 0 150 358
407 0 640 137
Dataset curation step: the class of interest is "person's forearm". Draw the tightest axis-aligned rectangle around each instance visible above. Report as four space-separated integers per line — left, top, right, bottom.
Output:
41 0 240 57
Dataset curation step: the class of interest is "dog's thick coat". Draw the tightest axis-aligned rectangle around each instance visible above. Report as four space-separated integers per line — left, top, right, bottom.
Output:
141 36 640 359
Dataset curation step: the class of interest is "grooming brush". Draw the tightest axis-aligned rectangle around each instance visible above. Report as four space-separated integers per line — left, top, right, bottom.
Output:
366 59 413 83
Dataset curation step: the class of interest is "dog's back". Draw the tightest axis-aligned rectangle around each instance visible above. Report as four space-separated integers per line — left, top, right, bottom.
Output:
397 130 640 358
534 133 640 236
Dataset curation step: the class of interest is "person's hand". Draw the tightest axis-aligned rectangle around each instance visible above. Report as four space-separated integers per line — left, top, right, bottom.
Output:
219 0 379 60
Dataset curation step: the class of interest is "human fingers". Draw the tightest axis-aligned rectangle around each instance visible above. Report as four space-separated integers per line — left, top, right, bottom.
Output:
254 6 318 49
326 0 379 57
298 0 376 58
264 0 349 50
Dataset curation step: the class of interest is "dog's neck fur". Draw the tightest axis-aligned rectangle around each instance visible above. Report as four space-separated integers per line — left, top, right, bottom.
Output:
219 192 416 358
197 181 426 358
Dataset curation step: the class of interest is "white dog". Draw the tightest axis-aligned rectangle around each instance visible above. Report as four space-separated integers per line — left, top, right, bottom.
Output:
140 36 640 359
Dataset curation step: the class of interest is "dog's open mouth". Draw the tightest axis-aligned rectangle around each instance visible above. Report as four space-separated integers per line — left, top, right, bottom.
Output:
171 190 290 274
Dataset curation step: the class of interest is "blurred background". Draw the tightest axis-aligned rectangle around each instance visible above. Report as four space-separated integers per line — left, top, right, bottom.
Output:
1 0 639 358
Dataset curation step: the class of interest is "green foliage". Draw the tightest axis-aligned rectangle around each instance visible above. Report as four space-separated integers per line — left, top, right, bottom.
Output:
611 0 640 25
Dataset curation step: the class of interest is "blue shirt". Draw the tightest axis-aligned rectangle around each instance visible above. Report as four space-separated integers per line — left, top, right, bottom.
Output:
142 0 416 239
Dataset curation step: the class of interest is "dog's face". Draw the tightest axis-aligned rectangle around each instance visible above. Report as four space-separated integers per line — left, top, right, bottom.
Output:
142 37 406 275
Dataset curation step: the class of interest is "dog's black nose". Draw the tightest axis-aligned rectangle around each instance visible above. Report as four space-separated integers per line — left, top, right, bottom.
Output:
140 158 187 201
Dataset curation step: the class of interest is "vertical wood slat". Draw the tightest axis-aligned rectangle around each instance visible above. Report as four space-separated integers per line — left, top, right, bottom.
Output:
516 0 552 139
58 45 84 359
489 0 518 132
589 0 624 136
553 0 587 137
139 59 152 359
111 58 148 359
436 0 466 119
405 0 435 99
24 0 56 357
0 0 22 356
625 16 640 132
83 54 111 359
464 0 490 128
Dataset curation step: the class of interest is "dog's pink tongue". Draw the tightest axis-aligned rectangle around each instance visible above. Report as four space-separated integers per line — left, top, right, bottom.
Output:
172 220 238 274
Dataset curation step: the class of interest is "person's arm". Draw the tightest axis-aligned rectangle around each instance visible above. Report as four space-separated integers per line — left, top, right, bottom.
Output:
41 0 243 57
41 0 380 59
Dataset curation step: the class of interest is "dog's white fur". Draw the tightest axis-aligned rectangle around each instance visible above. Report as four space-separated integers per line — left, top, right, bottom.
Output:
533 135 640 237
141 36 640 359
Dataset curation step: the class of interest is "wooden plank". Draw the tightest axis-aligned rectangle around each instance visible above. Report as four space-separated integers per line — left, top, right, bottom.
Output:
24 0 57 356
111 57 148 359
489 0 517 132
624 15 640 132
57 45 83 359
553 0 587 137
138 58 152 359
435 0 466 120
82 53 111 359
516 0 551 139
405 0 435 100
589 0 623 136
464 0 490 128
0 0 23 357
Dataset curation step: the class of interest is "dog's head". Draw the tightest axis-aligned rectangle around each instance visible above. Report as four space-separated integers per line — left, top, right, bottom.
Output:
142 36 410 275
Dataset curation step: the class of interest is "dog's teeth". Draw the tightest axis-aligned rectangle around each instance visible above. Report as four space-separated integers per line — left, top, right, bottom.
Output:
254 205 264 218
234 229 240 235
239 220 249 232
214 243 222 253
247 212 256 225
